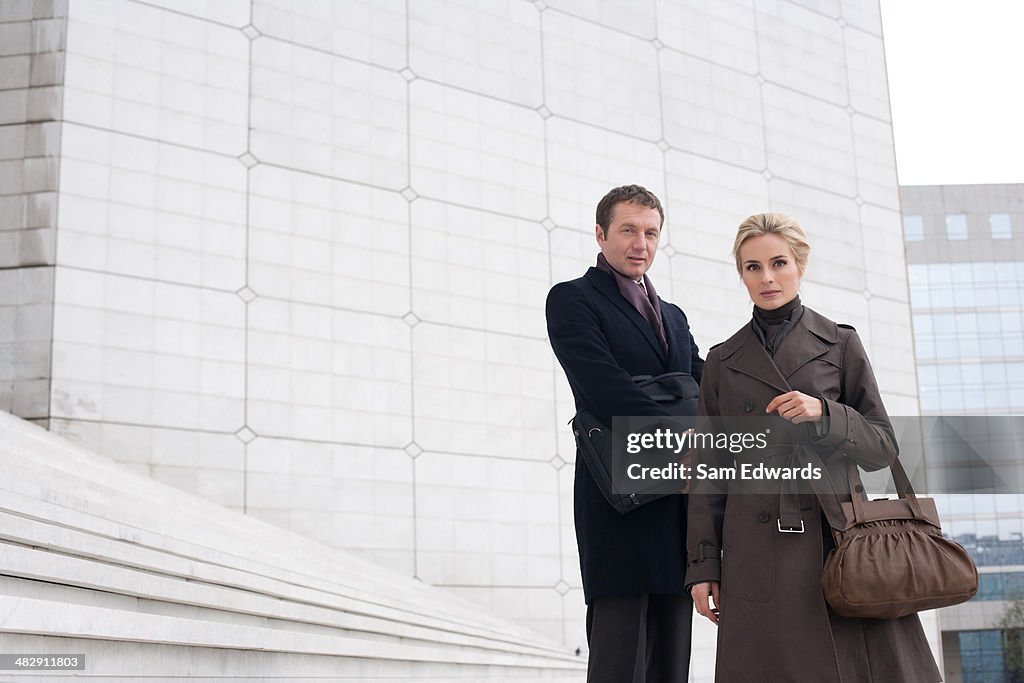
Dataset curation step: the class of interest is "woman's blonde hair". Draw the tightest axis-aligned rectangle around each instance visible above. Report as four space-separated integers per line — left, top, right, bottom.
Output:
732 212 810 274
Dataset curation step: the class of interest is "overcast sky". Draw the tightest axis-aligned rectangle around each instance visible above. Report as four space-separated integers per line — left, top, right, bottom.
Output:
880 0 1024 186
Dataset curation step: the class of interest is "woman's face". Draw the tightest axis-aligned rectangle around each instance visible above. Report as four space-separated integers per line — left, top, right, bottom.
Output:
738 233 803 310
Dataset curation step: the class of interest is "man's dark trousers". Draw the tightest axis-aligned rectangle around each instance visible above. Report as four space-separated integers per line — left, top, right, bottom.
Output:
586 593 693 683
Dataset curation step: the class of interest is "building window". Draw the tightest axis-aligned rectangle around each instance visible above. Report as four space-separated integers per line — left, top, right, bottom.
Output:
977 571 1024 600
947 214 969 240
991 213 1013 240
904 214 925 241
957 629 1018 683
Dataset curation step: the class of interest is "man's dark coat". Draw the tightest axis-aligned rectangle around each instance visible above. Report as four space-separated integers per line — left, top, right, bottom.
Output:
546 266 704 602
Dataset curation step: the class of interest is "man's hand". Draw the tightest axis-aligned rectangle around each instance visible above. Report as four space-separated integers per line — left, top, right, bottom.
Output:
690 581 720 625
766 391 823 424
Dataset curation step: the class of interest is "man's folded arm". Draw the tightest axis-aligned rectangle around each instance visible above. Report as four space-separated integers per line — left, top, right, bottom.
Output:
546 282 671 424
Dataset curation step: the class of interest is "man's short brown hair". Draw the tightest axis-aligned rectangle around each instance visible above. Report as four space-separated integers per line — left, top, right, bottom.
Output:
595 185 665 237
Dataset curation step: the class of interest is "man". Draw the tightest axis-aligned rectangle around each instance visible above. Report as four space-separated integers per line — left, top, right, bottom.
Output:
546 185 703 682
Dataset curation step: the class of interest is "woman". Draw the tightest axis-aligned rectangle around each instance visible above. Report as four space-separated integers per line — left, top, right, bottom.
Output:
686 213 940 681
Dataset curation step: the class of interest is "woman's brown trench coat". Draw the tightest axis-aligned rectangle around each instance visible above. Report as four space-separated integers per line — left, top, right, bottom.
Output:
686 307 941 682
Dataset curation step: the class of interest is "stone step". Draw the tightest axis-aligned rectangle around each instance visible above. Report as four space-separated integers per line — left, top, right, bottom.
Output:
0 411 586 679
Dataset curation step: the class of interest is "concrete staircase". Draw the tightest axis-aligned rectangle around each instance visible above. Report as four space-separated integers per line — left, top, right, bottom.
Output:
0 411 586 681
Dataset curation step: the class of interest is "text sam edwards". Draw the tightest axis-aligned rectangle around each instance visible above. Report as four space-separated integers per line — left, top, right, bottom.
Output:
626 462 822 481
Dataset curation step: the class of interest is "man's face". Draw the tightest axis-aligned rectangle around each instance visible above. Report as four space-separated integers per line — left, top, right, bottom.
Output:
595 201 662 280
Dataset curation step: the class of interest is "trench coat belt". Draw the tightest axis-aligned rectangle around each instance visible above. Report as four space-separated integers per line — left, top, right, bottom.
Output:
758 443 847 533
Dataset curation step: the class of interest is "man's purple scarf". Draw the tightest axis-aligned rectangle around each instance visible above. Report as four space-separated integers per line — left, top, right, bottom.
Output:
596 252 668 354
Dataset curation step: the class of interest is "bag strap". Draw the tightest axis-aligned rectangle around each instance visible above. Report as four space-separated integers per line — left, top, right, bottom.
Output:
846 453 926 524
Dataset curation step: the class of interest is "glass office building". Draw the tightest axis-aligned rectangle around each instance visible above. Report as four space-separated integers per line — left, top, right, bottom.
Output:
903 183 1024 683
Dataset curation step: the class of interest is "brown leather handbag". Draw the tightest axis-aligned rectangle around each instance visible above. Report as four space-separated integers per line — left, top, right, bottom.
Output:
820 457 978 619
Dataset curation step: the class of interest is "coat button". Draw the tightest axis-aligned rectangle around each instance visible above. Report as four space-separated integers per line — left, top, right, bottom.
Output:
758 511 770 523
744 400 754 413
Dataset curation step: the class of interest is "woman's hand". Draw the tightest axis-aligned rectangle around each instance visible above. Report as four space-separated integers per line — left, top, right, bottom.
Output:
690 581 721 625
766 391 823 424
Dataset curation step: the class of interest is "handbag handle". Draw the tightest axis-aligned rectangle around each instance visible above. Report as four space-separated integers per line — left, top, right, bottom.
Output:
846 453 927 524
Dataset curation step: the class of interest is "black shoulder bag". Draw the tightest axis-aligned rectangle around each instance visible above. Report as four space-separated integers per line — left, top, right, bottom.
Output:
571 372 699 514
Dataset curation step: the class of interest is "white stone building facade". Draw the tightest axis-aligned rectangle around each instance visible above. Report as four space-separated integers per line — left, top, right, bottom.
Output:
0 0 917 676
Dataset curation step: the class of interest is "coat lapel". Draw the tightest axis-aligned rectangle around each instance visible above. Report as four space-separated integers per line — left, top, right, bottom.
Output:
720 324 791 394
773 328 827 379
661 300 679 367
773 308 838 378
586 268 666 362
721 308 838 392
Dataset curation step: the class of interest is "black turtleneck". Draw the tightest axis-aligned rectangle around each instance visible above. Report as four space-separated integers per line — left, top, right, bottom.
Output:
752 295 803 356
